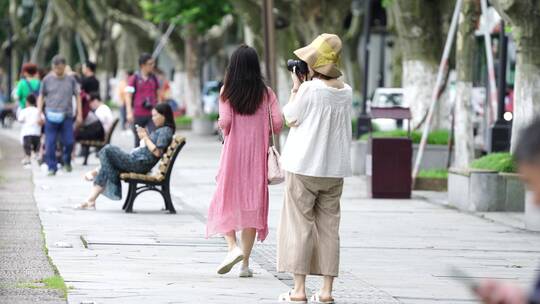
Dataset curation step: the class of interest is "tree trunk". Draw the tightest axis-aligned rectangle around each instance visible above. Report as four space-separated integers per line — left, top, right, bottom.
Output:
231 0 354 103
389 0 446 128
402 60 438 126
184 25 202 117
511 62 540 151
58 27 73 64
342 1 364 99
454 0 478 168
492 0 540 152
111 24 139 73
390 44 402 87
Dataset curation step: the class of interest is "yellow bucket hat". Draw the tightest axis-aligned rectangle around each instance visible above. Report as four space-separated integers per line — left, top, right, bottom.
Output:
293 33 342 78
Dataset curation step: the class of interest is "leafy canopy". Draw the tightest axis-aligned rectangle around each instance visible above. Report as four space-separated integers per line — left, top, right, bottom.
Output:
141 0 233 34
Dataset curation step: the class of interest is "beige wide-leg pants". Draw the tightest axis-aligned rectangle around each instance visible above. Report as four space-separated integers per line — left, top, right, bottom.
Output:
277 172 344 277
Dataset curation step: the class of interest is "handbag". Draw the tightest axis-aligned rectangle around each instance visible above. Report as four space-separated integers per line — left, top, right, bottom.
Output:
267 101 284 185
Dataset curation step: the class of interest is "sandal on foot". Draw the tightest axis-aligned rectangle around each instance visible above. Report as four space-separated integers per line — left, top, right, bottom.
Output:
310 292 335 304
278 290 307 303
75 201 96 210
216 247 244 275
239 266 253 278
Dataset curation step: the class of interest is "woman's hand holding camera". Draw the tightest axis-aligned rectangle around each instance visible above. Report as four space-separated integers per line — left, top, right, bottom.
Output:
290 67 304 93
291 72 304 91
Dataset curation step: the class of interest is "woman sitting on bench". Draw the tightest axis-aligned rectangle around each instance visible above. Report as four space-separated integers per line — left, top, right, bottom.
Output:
77 103 175 210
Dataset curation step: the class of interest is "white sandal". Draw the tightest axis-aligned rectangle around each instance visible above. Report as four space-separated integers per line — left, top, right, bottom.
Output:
239 266 253 278
310 292 335 304
216 247 244 275
278 290 307 303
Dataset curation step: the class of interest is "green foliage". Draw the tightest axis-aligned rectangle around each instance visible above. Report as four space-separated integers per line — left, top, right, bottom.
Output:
175 114 217 126
142 0 233 34
350 119 380 136
175 115 192 126
359 129 450 145
382 0 395 8
471 153 516 173
418 169 448 179
207 113 219 121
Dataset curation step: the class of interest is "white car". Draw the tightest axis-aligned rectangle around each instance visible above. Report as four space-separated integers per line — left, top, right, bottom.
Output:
368 88 407 131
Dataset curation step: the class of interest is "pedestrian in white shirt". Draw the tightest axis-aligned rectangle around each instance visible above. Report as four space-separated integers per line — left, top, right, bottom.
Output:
90 94 113 133
17 95 42 165
277 33 352 304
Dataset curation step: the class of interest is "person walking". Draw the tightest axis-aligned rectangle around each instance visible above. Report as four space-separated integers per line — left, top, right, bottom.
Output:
80 61 100 122
37 55 82 175
15 63 41 110
125 54 162 147
116 70 134 130
277 34 352 304
17 95 42 166
206 45 283 277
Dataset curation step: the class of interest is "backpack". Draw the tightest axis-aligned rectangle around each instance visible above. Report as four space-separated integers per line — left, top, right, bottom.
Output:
24 79 40 97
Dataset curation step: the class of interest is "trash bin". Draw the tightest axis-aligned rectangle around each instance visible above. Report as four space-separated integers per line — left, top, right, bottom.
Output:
367 107 412 199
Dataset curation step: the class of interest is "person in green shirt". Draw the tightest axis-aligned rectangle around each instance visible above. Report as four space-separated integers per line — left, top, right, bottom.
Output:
16 63 40 109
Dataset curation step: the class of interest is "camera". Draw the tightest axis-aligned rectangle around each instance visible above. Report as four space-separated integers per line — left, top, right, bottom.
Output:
287 59 309 76
142 97 153 110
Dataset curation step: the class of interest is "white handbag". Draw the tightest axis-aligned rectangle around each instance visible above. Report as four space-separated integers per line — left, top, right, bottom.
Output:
267 102 285 185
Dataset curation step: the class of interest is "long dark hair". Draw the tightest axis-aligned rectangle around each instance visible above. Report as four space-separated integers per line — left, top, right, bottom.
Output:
155 103 176 132
222 45 267 115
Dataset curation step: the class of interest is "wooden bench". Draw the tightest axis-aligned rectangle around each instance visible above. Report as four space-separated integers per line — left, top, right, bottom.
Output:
120 135 186 213
79 119 120 165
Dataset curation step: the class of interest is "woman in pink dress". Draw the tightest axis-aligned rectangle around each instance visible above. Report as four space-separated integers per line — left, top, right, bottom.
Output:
207 45 283 277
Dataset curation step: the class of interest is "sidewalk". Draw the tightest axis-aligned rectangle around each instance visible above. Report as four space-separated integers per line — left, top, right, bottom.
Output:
2 126 540 303
0 135 65 304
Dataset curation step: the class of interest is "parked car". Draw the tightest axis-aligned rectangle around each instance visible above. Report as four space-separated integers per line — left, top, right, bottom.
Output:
201 80 222 115
368 88 407 131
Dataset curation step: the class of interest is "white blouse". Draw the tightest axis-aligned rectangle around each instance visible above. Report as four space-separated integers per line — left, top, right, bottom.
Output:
281 78 353 178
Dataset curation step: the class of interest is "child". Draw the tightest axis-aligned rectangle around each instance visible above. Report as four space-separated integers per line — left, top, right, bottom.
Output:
17 94 42 165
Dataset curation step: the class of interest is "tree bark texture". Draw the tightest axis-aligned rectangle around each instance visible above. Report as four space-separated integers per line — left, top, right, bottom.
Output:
230 0 358 103
454 0 479 168
387 0 452 128
184 24 202 117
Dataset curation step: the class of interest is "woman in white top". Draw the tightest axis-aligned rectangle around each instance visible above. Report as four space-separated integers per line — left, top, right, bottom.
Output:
277 34 352 304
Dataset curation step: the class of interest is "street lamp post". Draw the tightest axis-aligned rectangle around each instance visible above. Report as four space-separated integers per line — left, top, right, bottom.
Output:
263 0 280 150
6 19 12 105
357 0 372 138
489 21 511 152
263 0 277 91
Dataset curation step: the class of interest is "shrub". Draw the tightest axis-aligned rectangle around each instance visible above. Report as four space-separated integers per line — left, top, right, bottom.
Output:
207 113 219 121
175 116 192 126
470 152 516 173
418 169 448 179
359 129 450 145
